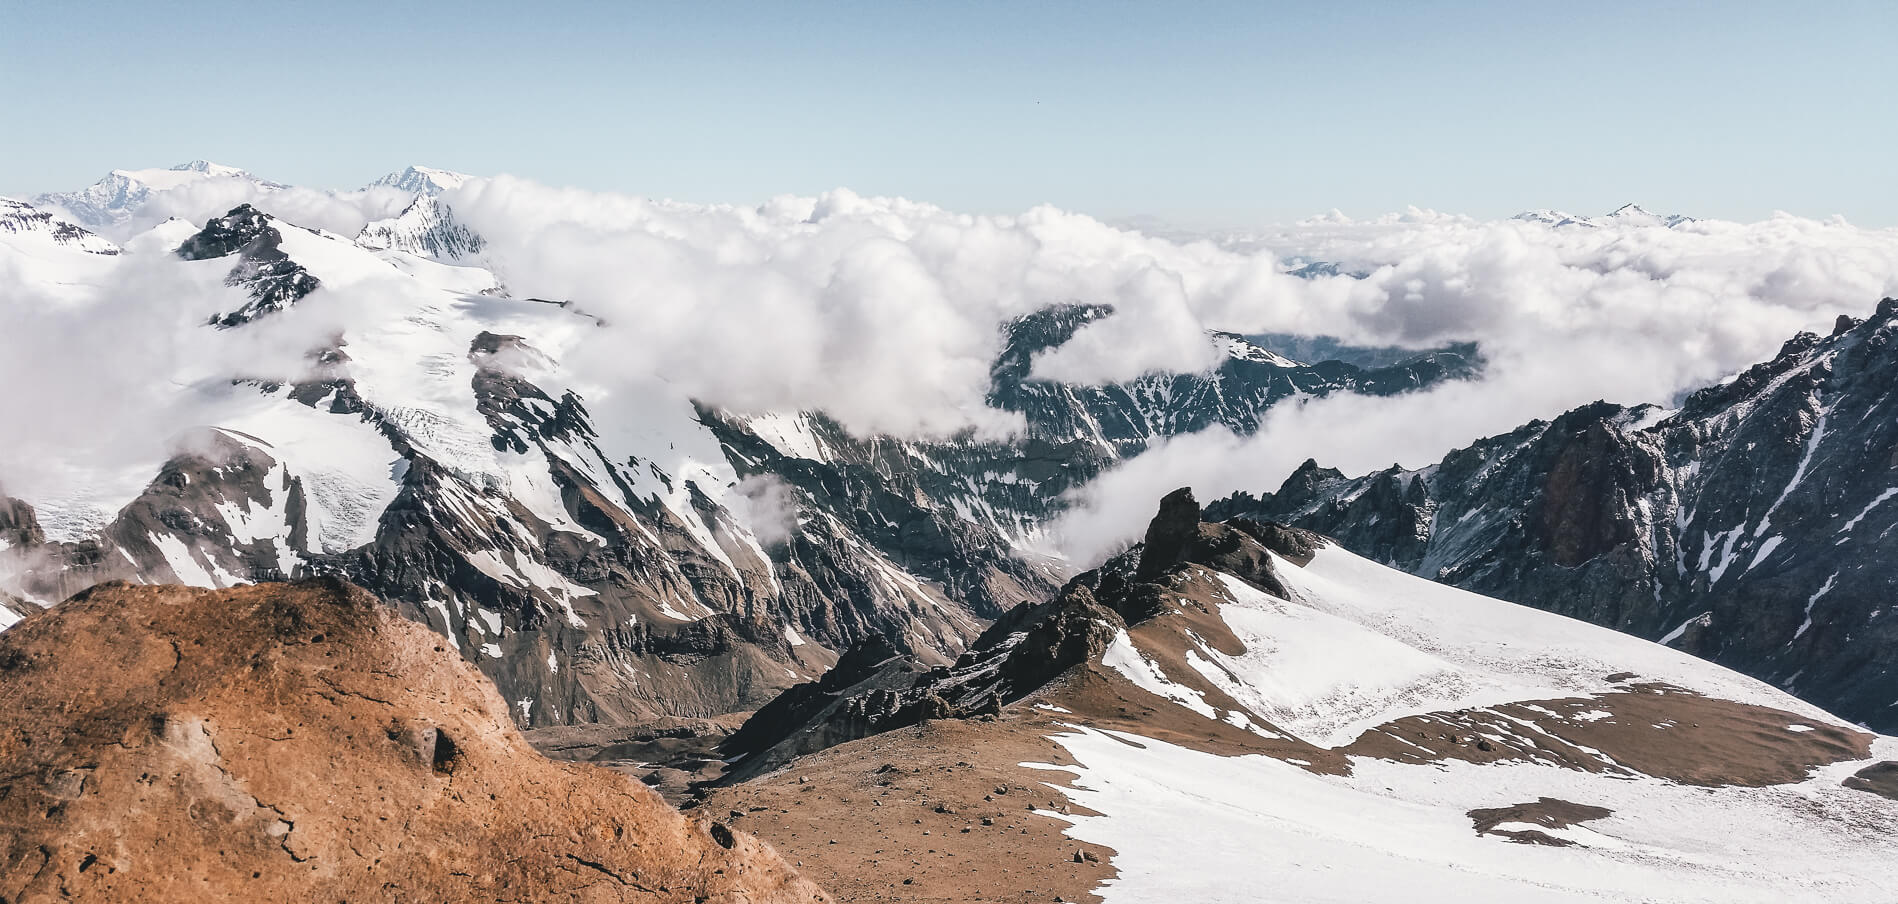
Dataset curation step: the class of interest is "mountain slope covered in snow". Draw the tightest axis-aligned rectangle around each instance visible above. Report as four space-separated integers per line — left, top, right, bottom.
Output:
1210 302 1898 731
701 490 1898 902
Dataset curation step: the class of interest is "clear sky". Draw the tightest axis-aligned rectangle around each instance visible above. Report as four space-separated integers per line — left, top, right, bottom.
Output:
6 0 1895 227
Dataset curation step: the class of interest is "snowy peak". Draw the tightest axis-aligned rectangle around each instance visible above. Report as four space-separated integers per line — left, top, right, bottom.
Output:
169 159 249 176
1605 202 1696 227
355 194 485 262
366 165 472 196
1511 208 1599 228
0 198 119 255
177 204 322 327
32 161 281 231
1513 203 1696 229
1210 331 1302 367
103 160 259 192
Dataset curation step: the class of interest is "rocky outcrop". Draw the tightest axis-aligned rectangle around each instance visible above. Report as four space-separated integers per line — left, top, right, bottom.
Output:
0 579 828 903
0 198 118 254
177 204 321 327
711 490 1325 780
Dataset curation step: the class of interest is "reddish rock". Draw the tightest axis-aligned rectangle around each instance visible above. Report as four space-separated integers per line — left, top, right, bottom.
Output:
0 579 829 903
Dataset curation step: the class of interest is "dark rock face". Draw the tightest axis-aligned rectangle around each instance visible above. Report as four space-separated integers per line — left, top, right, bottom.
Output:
698 303 1478 608
177 204 321 327
1136 487 1201 579
990 304 1482 458
3 430 306 605
1210 299 1898 730
175 203 276 260
711 495 1323 778
715 577 1129 785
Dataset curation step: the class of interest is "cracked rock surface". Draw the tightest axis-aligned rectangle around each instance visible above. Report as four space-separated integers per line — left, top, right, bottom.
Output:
0 578 829 903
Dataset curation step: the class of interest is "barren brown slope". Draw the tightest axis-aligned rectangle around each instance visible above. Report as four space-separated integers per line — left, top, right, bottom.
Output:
0 578 828 904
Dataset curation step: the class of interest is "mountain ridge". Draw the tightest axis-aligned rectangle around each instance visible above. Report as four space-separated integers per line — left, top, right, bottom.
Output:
1209 298 1898 730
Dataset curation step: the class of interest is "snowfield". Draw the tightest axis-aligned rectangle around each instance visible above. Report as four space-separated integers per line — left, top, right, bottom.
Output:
1033 729 1898 903
1050 545 1898 902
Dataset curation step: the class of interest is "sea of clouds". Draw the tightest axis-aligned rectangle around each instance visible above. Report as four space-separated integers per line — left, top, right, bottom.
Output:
7 167 1898 562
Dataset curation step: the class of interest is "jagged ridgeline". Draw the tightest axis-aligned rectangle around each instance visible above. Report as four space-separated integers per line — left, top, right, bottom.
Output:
1210 300 1898 731
0 191 1477 732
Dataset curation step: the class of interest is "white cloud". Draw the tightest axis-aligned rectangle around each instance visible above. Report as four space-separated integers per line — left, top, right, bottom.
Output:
1050 211 1898 562
9 169 1898 567
443 181 1898 565
116 177 413 239
729 474 799 547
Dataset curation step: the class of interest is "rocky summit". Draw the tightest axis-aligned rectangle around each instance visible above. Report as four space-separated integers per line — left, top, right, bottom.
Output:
0 579 827 903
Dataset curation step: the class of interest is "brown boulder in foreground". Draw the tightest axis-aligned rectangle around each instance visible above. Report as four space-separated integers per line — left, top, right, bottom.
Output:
0 579 829 903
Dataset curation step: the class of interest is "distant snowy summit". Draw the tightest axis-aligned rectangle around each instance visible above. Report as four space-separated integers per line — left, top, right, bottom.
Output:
1514 202 1696 229
30 162 474 236
31 160 284 232
364 165 471 196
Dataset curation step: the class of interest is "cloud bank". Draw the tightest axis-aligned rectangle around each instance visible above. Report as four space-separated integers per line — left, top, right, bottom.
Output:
104 176 414 240
438 181 1898 559
1047 210 1898 560
8 167 1898 563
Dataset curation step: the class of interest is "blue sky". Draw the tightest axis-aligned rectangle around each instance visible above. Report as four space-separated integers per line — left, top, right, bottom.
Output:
6 0 1895 226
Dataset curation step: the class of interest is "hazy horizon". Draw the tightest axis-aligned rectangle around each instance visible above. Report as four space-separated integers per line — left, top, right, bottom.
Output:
8 0 1896 228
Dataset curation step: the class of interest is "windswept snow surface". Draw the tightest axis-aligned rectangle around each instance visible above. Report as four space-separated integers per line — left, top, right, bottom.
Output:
215 398 405 554
1264 546 1846 730
1158 546 1845 750
1041 544 1898 902
1031 728 1898 903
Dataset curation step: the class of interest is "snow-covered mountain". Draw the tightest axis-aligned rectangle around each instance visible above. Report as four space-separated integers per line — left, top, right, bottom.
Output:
355 194 485 262
1211 302 1898 732
1512 202 1696 229
0 186 1475 730
364 164 472 196
0 198 120 256
0 198 998 725
701 490 1898 901
31 160 283 232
